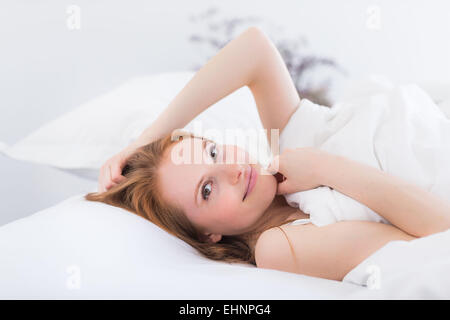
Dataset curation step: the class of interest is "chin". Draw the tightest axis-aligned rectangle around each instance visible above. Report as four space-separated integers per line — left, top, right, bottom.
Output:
255 173 277 208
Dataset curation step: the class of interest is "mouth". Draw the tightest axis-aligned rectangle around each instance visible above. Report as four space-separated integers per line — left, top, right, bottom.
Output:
243 165 256 201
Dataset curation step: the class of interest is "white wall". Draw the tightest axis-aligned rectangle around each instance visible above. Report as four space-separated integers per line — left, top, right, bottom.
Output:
1 0 449 225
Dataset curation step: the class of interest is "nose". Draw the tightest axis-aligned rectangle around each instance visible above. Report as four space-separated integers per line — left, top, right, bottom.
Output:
215 144 250 185
226 164 246 186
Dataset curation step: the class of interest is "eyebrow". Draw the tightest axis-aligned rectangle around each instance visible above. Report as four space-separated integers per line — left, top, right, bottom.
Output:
194 138 209 207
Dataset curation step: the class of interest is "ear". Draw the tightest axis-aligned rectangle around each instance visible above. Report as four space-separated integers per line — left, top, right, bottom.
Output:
204 233 222 243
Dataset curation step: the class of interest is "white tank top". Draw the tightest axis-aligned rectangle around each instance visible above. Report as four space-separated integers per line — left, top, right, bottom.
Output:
283 218 312 226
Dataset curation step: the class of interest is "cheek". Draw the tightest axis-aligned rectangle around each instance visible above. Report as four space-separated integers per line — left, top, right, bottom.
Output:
257 172 277 197
214 192 242 222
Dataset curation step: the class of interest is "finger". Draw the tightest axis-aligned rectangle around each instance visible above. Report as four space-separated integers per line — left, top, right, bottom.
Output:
276 179 291 195
98 167 106 193
105 181 118 190
98 182 106 193
111 164 127 184
102 165 112 191
98 178 108 193
112 175 127 184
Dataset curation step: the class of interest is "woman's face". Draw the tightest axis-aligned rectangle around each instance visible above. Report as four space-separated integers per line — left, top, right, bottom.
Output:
158 136 277 242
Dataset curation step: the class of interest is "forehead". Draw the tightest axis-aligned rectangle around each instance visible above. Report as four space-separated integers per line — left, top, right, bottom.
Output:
172 136 202 159
166 136 205 164
168 134 220 163
158 137 205 208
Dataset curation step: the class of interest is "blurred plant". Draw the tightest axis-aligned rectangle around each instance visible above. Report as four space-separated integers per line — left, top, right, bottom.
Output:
188 7 346 106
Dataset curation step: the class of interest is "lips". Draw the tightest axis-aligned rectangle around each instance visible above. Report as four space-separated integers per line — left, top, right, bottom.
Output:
243 165 253 201
242 165 252 201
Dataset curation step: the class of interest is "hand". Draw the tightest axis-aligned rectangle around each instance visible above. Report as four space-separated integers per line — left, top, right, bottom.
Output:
267 147 328 195
97 143 139 193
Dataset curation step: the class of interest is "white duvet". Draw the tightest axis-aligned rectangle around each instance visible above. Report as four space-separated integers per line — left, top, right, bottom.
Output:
343 228 450 298
279 78 450 227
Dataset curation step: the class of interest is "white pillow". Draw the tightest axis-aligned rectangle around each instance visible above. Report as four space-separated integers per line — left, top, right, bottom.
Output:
0 71 271 180
0 194 361 299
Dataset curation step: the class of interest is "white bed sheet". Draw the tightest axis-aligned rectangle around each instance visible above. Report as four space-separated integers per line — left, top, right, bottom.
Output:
343 228 450 299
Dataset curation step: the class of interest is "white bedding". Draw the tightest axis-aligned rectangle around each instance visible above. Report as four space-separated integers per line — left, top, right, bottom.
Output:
3 192 449 299
277 77 450 297
279 78 450 227
1 193 449 299
343 228 450 299
2 74 450 298
0 194 362 299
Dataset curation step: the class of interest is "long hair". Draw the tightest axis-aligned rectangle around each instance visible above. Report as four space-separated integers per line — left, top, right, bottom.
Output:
85 130 299 265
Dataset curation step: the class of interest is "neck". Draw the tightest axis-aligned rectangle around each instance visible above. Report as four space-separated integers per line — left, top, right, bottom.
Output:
245 194 309 252
268 194 309 220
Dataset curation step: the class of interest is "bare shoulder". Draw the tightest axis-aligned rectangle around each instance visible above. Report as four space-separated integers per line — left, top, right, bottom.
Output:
255 220 416 281
255 223 314 274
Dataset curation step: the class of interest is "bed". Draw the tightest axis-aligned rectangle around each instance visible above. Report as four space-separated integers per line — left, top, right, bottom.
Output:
1 71 449 299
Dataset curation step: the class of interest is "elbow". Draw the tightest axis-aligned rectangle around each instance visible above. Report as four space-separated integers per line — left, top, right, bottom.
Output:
245 26 265 37
243 26 270 45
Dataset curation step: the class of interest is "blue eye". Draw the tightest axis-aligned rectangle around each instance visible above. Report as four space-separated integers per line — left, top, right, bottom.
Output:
202 181 212 201
201 142 217 202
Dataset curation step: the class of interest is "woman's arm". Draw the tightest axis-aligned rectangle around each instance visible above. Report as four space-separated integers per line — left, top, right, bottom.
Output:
132 26 300 149
259 148 448 280
256 220 416 281
99 27 299 191
320 153 450 238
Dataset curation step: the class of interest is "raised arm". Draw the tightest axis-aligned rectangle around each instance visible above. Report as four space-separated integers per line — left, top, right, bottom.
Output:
132 26 300 149
99 27 300 191
257 149 450 280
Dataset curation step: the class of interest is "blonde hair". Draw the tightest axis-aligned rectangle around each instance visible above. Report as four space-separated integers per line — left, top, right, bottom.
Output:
85 130 298 265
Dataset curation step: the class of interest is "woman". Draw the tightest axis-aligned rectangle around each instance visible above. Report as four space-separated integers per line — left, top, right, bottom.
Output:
86 27 450 282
